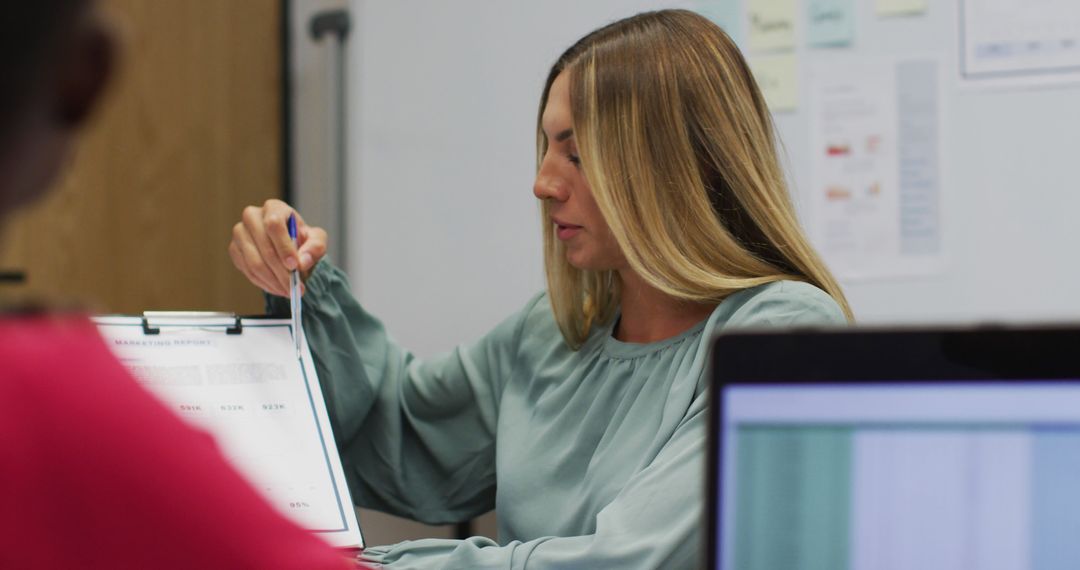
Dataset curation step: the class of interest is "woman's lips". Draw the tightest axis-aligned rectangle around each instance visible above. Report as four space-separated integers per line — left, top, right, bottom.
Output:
556 223 582 240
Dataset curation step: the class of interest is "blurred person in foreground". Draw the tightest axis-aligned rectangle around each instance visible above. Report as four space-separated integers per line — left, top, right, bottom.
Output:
0 1 354 568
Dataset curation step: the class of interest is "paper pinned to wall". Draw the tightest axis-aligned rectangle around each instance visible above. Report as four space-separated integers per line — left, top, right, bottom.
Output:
809 58 943 280
748 0 796 52
751 53 799 112
807 0 855 47
876 0 927 17
960 0 1080 88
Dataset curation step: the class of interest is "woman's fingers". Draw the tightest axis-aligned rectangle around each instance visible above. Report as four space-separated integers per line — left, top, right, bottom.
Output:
290 209 327 273
264 201 302 271
241 204 291 294
227 200 329 297
298 226 328 273
230 222 287 296
228 239 275 296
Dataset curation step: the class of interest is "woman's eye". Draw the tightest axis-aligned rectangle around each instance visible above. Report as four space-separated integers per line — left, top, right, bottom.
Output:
568 153 581 166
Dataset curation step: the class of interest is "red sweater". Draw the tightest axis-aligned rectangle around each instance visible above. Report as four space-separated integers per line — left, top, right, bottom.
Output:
0 315 354 569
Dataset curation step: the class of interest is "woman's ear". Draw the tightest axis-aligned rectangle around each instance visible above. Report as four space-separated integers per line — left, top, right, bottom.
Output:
53 15 115 129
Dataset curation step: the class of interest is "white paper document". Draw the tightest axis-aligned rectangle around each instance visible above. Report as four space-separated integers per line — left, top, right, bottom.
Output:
94 315 363 549
809 58 943 280
960 0 1080 88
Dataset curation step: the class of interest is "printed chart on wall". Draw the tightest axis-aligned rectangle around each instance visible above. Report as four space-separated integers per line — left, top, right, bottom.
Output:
809 58 944 281
94 316 364 549
961 0 1080 87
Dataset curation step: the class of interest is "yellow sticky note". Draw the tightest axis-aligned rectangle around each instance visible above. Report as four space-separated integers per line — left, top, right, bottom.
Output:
748 0 796 52
750 53 798 113
877 0 927 16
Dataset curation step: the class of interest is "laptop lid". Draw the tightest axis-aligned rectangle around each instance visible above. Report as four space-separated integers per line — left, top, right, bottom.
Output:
706 326 1080 570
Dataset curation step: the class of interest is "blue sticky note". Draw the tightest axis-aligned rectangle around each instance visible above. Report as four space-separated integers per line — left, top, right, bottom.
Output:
696 0 742 46
807 0 855 47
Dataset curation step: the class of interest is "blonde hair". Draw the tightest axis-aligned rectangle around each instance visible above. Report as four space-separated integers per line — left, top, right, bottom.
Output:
538 9 853 348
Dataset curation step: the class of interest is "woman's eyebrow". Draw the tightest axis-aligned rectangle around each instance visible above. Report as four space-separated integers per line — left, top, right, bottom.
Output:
553 129 574 143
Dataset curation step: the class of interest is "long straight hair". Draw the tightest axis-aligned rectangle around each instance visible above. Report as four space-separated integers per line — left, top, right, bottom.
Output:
538 9 853 348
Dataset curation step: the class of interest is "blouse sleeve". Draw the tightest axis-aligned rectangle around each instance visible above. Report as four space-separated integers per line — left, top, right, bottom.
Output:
269 262 540 524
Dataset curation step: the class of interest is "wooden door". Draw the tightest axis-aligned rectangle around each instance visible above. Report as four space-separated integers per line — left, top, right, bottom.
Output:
0 0 281 315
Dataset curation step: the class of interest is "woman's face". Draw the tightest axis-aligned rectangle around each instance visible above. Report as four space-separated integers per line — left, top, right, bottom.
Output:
534 72 626 272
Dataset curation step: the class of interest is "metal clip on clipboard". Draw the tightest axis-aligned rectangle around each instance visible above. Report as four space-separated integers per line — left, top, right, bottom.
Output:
140 311 243 336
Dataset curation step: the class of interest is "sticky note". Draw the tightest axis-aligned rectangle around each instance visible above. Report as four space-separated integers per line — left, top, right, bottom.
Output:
750 53 798 113
695 0 741 44
748 0 796 52
877 0 927 17
807 0 855 47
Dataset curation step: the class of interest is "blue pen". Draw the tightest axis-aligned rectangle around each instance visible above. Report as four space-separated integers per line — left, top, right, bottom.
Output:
288 213 302 359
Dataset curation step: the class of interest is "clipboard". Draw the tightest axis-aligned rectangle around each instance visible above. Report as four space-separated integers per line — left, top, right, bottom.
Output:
92 311 364 550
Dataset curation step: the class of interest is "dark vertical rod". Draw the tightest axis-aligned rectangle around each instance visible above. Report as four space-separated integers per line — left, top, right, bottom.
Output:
310 9 351 271
280 0 295 205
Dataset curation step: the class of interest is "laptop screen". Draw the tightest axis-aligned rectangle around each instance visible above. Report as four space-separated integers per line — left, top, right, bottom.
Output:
716 381 1080 570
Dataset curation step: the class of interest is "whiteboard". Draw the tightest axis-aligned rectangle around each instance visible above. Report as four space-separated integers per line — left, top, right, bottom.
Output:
341 0 1080 356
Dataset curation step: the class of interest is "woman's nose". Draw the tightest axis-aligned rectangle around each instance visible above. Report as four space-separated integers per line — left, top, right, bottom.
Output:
533 162 569 202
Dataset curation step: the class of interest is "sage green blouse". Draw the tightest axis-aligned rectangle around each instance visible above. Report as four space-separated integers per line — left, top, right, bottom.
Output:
276 262 847 569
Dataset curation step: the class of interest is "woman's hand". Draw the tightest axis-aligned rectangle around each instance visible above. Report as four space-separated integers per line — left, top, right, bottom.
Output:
228 199 328 297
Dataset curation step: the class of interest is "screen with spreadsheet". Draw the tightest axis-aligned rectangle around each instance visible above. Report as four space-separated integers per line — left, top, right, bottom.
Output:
718 382 1080 570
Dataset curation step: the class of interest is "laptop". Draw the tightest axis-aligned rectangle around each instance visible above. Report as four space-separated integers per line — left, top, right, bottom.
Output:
706 326 1080 570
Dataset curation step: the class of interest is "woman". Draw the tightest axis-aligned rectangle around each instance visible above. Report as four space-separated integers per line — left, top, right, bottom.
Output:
231 9 851 568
